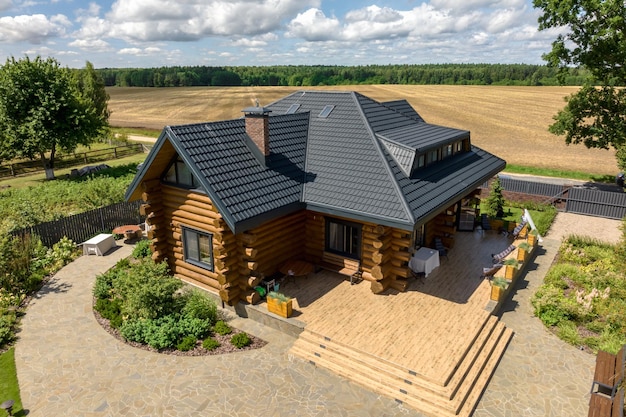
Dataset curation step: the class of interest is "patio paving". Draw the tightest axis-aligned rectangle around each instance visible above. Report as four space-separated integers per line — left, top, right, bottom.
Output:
13 211 614 416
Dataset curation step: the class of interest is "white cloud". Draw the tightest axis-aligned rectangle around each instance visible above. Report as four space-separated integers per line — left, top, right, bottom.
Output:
0 0 12 12
0 14 70 43
68 38 113 52
286 8 341 41
103 0 320 42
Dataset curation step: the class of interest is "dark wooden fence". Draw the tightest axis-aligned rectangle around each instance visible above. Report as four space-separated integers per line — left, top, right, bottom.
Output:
567 188 626 220
0 143 144 179
483 176 626 220
11 201 144 247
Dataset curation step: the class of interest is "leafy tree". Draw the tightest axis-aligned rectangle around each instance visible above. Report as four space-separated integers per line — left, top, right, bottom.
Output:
533 0 626 164
0 56 109 179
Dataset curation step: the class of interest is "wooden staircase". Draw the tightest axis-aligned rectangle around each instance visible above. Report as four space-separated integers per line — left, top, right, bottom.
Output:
289 315 513 417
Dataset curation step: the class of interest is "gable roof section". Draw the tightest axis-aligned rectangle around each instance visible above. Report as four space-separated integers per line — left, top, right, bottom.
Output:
126 113 310 234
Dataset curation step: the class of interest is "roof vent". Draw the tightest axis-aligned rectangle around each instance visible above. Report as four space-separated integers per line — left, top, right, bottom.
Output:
318 105 335 118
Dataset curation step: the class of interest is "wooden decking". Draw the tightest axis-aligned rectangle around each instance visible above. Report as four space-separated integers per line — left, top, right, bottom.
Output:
281 230 516 417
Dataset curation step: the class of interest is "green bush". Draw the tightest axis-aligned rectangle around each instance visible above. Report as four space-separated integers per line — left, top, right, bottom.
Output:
177 316 212 339
0 314 16 346
131 239 151 259
181 290 218 324
94 298 122 322
202 337 221 351
230 332 251 348
115 259 182 320
213 320 232 336
176 335 197 351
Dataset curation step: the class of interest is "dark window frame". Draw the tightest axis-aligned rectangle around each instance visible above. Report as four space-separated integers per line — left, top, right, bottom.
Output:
182 226 214 271
325 217 362 260
162 155 198 189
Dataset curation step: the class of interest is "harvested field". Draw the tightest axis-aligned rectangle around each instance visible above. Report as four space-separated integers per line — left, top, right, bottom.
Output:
107 85 618 176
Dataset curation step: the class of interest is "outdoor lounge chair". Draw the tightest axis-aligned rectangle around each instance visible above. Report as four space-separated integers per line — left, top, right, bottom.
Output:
511 220 528 239
434 237 448 260
481 263 503 279
492 244 516 263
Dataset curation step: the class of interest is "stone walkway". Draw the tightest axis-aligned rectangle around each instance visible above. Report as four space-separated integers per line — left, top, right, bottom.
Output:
14 212 616 416
15 243 421 417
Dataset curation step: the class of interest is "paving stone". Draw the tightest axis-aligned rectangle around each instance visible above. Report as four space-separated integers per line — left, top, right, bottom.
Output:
14 212 609 416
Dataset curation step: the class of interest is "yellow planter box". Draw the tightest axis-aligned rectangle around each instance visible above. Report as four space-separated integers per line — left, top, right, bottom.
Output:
490 284 505 301
505 265 517 280
517 249 527 263
267 296 293 318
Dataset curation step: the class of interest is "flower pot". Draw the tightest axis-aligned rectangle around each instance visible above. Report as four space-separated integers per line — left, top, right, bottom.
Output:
490 284 505 301
505 265 517 280
267 296 293 318
528 233 538 246
517 248 527 263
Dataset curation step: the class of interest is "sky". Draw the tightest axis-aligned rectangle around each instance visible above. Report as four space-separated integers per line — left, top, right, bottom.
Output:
0 0 563 69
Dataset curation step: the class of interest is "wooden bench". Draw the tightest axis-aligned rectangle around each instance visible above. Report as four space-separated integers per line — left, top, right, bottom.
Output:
589 346 625 417
319 252 362 284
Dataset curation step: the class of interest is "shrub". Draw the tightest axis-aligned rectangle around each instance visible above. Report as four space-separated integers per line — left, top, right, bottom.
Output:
131 239 151 259
230 332 251 348
0 314 16 346
177 316 212 340
46 237 80 270
202 337 221 351
181 290 218 324
176 335 197 351
213 320 232 336
94 298 122 322
115 259 182 320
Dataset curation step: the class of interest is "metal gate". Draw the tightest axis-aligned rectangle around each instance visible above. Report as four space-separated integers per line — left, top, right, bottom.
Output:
566 187 626 219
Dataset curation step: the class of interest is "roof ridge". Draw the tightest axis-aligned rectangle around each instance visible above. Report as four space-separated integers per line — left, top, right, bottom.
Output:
351 92 415 224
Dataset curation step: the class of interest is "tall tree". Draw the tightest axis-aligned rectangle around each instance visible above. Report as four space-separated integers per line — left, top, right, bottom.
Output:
0 56 109 179
533 0 626 169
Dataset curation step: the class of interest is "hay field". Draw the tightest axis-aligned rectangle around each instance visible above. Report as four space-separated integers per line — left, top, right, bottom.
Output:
107 85 618 175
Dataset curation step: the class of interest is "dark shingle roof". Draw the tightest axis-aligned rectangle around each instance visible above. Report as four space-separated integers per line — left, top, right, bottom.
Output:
126 90 505 232
381 99 425 123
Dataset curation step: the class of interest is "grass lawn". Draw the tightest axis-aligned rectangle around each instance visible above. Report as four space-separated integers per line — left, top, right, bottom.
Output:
0 348 23 416
481 202 557 236
0 153 145 190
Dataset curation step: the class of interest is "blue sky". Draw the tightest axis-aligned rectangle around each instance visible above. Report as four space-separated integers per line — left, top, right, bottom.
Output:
0 0 562 69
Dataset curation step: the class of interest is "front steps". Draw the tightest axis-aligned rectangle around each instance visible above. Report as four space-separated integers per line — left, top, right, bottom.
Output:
289 315 513 417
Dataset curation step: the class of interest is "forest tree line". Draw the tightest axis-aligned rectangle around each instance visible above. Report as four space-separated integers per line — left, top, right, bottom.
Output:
96 64 589 88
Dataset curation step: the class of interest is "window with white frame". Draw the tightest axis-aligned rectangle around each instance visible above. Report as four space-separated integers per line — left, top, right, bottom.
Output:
182 227 213 270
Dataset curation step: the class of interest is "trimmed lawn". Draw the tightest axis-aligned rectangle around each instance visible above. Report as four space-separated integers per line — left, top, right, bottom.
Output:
0 348 23 416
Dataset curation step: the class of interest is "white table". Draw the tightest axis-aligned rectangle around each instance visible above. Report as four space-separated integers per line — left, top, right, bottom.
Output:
409 247 440 276
82 233 116 256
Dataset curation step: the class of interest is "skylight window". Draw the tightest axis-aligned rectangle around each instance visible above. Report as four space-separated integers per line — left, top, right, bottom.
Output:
286 103 300 114
318 105 335 118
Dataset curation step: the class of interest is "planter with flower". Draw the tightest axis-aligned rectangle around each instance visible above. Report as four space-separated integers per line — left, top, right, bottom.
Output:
266 291 293 318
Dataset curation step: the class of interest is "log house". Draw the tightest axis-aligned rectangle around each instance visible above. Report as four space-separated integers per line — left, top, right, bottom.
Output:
126 91 505 305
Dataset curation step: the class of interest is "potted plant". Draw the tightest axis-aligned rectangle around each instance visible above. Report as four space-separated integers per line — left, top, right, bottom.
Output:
528 229 539 246
502 258 520 280
517 241 531 262
490 276 509 301
266 291 293 318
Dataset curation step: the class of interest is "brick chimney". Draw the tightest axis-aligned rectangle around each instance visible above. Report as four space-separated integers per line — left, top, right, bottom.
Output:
243 106 272 156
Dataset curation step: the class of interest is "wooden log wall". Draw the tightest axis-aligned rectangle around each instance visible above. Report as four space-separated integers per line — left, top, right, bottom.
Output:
425 204 457 249
304 211 325 263
238 211 306 283
142 183 242 306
